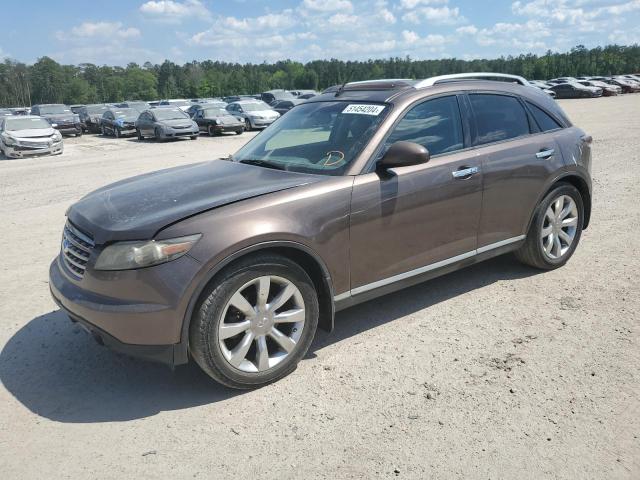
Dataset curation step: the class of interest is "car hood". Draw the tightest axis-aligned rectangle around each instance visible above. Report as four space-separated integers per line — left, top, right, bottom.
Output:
159 118 195 128
67 160 325 244
8 127 56 139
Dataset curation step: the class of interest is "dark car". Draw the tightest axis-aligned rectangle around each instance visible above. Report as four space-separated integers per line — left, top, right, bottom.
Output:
100 108 139 137
261 89 296 106
78 104 111 133
186 101 227 118
193 106 244 136
31 104 83 136
135 107 199 141
548 83 602 99
606 78 640 93
50 76 592 389
116 101 150 113
578 81 620 96
272 99 304 116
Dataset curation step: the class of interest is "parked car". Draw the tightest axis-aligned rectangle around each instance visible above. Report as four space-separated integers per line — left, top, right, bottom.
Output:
226 100 280 130
193 106 244 136
605 78 640 93
578 81 620 96
186 101 227 118
159 99 192 111
529 81 557 98
272 99 304 116
290 90 318 98
49 77 592 389
30 104 83 136
261 89 296 106
78 104 111 133
116 101 150 113
0 115 63 158
548 82 602 98
100 108 139 137
70 104 85 114
10 107 29 116
135 107 199 141
0 108 13 116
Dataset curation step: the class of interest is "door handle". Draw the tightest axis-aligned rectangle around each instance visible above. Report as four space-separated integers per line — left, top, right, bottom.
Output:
536 149 555 160
452 166 479 179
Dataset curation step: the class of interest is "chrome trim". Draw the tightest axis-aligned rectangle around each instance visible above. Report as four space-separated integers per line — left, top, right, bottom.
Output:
536 149 555 160
351 250 476 296
476 235 526 254
452 166 479 178
415 72 531 89
336 235 527 300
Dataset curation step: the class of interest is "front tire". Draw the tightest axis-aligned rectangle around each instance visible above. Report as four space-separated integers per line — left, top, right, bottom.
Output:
154 127 163 142
244 118 252 131
137 129 144 141
515 183 584 270
189 254 319 389
208 125 218 136
114 127 120 138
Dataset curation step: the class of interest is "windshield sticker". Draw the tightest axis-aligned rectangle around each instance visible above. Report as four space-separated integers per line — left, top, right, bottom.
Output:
342 104 385 116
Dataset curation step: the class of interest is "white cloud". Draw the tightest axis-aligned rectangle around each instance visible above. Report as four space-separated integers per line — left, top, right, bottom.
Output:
302 0 354 13
402 5 465 25
139 0 210 21
59 22 141 40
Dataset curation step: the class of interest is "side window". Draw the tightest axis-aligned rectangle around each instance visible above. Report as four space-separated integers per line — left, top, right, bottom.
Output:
386 96 464 156
526 102 562 132
469 94 530 146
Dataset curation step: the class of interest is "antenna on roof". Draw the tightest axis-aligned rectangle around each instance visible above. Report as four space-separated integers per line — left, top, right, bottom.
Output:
335 71 354 97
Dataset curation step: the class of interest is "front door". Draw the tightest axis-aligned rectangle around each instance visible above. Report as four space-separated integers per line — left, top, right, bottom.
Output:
349 95 483 295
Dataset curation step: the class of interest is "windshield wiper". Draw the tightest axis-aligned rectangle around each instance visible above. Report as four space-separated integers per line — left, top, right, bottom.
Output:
238 159 286 171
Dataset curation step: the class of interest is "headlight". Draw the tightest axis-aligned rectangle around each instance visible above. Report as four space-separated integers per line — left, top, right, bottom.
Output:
2 133 16 145
94 234 201 271
53 131 62 142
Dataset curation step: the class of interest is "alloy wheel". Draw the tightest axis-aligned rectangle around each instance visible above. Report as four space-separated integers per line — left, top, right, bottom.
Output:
540 195 579 260
218 275 305 373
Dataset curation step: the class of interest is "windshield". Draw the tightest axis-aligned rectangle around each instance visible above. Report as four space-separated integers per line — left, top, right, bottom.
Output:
153 108 189 120
39 105 71 115
86 105 108 114
240 102 271 112
112 109 138 121
203 108 229 118
5 117 51 131
233 101 389 175
127 102 149 111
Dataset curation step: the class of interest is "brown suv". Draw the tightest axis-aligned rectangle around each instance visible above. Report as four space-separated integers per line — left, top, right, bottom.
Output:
50 78 593 389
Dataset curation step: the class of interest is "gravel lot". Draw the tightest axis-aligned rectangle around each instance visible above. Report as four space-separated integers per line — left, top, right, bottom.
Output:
0 97 638 479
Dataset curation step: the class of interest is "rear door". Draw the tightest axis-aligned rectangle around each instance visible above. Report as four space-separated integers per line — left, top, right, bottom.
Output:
349 94 483 294
467 93 566 249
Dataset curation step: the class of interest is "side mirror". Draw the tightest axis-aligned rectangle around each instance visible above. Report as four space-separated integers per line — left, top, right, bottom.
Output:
378 141 430 171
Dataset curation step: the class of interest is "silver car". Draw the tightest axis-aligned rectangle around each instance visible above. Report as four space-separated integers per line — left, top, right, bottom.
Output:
226 100 280 131
135 107 199 141
0 115 63 158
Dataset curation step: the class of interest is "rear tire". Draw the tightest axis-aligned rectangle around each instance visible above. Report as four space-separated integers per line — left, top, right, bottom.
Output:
515 183 584 270
208 125 217 136
189 254 319 389
114 127 120 138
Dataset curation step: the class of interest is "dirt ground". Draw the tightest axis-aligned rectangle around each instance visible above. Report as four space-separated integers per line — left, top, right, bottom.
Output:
0 97 638 479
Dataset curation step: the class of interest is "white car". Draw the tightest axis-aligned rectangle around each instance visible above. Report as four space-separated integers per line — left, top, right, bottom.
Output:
0 115 63 159
226 100 280 130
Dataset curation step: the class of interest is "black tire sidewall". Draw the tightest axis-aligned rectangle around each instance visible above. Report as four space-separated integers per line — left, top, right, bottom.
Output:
192 257 319 388
531 184 584 268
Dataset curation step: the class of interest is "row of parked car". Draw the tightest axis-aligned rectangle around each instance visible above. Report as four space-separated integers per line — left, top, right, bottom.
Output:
528 74 640 98
0 90 322 158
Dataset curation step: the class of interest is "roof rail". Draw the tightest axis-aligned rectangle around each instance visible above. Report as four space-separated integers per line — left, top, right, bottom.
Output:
415 72 531 89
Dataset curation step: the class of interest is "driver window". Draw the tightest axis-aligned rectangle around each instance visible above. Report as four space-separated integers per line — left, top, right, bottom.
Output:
386 96 464 156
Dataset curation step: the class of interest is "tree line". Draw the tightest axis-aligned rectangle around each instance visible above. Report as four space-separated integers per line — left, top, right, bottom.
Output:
0 44 638 107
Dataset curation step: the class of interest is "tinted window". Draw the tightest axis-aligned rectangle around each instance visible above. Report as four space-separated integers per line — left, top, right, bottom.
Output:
526 102 562 132
386 96 464 156
470 94 530 145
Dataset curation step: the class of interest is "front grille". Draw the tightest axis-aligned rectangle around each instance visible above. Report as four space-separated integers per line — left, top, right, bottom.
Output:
20 140 50 148
61 221 95 279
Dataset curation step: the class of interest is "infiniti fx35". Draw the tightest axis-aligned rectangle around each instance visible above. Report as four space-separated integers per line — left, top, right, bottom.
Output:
50 78 592 389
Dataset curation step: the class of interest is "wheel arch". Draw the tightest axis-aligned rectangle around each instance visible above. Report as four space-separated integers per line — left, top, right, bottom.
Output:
176 241 335 364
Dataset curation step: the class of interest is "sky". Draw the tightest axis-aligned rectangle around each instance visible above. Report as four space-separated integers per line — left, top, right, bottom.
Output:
1 0 639 66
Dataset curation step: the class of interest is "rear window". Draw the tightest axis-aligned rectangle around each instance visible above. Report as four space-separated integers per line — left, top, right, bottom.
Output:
470 94 530 145
526 102 562 132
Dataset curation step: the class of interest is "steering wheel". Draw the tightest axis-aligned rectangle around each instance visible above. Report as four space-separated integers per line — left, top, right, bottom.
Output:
322 150 345 167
